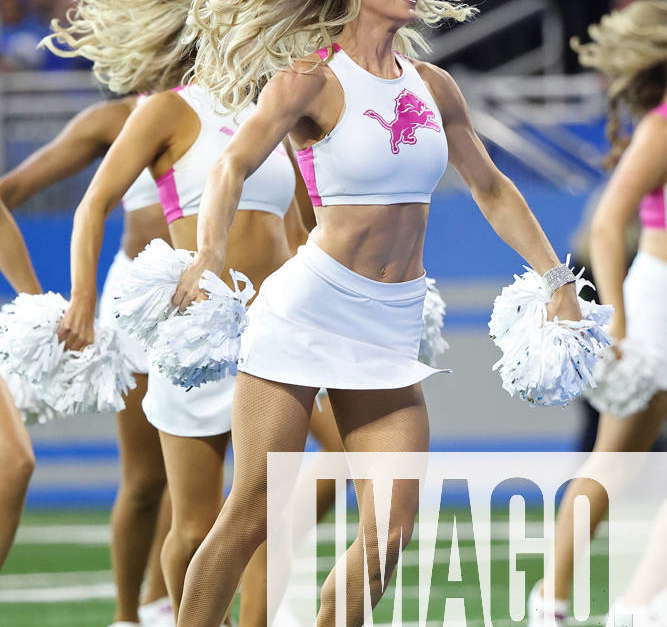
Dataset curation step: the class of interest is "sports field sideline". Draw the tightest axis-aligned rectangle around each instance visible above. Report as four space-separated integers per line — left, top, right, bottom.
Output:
2 510 609 626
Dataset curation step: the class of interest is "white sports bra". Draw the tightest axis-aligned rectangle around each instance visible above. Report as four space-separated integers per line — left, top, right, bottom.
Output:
122 168 160 212
296 44 448 207
156 85 295 224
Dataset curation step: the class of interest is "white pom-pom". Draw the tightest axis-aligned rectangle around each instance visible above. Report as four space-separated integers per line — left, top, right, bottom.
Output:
113 239 194 345
584 340 660 418
489 263 613 406
0 292 67 382
41 326 136 415
0 366 60 425
152 269 255 388
419 277 449 367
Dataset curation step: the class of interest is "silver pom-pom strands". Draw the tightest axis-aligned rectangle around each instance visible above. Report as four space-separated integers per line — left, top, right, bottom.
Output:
152 269 255 389
0 292 67 383
113 239 194 345
419 277 449 367
489 261 613 406
42 327 136 415
584 340 660 418
0 366 60 425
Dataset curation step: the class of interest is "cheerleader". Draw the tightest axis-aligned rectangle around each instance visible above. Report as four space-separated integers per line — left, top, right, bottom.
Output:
0 201 37 568
0 98 173 625
528 2 667 624
170 1 583 624
46 2 343 623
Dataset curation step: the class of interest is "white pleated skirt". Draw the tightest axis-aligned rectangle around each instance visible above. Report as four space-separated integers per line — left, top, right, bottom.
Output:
99 251 149 374
624 251 667 389
142 361 234 437
238 239 444 389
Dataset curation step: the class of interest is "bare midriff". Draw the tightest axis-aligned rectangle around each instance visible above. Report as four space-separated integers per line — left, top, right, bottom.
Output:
639 229 667 262
168 211 291 294
311 202 429 283
121 204 171 259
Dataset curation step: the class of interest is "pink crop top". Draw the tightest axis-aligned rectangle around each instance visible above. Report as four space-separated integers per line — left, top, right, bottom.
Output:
639 103 667 230
295 44 448 207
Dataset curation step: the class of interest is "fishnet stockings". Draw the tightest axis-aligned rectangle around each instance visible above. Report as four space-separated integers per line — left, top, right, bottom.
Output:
176 373 316 627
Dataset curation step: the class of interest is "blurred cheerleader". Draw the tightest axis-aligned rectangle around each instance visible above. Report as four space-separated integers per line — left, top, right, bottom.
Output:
46 1 343 623
0 201 37 568
528 2 667 624
1 74 172 627
171 1 582 624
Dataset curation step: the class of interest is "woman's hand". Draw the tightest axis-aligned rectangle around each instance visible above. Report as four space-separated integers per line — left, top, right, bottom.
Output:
546 283 582 322
57 296 96 351
172 251 222 311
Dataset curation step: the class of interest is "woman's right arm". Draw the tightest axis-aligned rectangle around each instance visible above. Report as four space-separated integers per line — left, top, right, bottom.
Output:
57 95 180 350
590 112 667 342
172 67 327 308
0 99 131 210
0 200 41 295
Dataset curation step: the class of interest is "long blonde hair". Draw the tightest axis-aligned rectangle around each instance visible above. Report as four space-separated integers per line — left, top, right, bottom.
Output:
572 0 667 168
41 0 195 94
187 0 478 112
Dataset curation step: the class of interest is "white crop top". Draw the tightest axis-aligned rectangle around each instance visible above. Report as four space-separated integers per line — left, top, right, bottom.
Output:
156 85 295 224
122 168 160 212
296 44 448 207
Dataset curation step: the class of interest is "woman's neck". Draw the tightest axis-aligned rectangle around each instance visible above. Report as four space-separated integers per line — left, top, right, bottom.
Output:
338 17 401 79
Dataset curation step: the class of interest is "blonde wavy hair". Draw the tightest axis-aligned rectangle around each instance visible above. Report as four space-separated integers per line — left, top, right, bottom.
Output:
41 0 195 94
572 0 667 168
187 0 478 112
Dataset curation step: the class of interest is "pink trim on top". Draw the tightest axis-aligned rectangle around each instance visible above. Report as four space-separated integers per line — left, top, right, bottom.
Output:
640 187 667 229
651 103 667 118
171 85 186 92
296 147 322 206
314 43 342 61
156 168 184 224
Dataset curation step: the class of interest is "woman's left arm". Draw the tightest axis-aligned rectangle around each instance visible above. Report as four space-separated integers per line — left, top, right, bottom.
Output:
0 200 41 295
420 63 580 320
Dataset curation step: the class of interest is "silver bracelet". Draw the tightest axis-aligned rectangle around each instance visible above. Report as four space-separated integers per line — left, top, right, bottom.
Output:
543 263 576 295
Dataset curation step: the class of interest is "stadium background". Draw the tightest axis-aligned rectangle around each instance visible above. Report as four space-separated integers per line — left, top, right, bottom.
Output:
0 0 655 624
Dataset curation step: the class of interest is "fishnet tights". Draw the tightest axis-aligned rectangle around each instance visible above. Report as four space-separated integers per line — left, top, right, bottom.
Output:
176 373 316 627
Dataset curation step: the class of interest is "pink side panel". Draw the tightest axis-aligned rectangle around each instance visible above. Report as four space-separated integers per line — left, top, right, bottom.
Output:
156 169 184 224
314 43 342 61
296 147 322 206
640 187 667 229
651 103 667 119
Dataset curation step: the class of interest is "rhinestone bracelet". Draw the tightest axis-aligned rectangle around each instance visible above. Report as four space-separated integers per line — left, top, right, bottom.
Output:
543 263 576 295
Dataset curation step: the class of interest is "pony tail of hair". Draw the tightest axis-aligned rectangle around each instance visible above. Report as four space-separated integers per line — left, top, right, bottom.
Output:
604 98 631 170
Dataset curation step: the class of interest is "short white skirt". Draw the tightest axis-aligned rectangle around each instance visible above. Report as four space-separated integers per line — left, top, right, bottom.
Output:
99 251 149 374
238 239 444 389
624 251 667 389
142 361 235 437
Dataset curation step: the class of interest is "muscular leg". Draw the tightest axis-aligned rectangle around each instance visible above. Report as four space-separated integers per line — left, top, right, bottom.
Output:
111 374 168 623
552 391 667 601
317 385 429 626
141 489 171 605
0 378 35 568
177 374 317 627
159 431 229 615
239 392 342 627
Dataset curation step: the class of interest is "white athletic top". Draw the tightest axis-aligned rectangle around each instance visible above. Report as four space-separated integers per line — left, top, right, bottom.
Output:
296 44 448 207
156 85 295 224
121 168 160 212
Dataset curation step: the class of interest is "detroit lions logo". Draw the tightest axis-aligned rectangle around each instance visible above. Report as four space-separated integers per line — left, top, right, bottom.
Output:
364 89 441 155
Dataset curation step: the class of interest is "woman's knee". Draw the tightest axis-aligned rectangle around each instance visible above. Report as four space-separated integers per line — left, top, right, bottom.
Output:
117 474 166 513
2 440 35 490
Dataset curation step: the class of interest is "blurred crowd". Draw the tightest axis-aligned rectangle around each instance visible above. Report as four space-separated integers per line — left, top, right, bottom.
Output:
1 0 89 71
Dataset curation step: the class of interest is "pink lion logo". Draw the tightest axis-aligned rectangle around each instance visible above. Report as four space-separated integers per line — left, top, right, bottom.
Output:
364 89 441 155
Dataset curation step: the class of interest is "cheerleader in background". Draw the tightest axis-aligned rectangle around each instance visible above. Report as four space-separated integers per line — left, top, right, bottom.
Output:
529 2 667 624
0 201 37 568
46 1 343 623
0 97 173 626
171 0 584 624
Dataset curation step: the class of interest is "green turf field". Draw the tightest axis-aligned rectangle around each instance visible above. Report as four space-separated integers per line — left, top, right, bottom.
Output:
2 510 608 626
